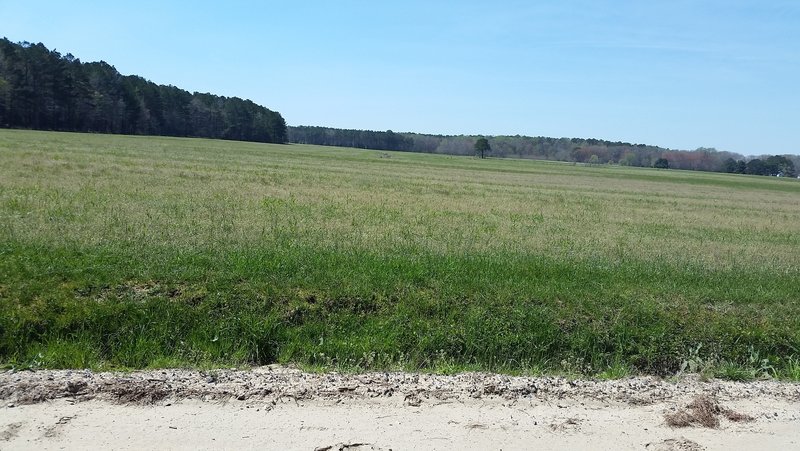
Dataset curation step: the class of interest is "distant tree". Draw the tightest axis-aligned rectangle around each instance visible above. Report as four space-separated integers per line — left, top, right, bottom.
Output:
474 137 490 159
619 153 637 166
722 158 738 173
588 154 600 165
385 130 400 150
745 159 765 175
653 158 670 169
735 160 747 174
764 155 795 177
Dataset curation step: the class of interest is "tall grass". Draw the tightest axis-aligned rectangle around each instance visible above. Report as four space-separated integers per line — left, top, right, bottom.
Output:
1 130 798 376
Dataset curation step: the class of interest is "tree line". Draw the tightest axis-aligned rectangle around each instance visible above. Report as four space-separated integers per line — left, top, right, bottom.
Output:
2 38 796 176
721 155 796 177
288 126 412 151
0 39 287 143
289 126 798 177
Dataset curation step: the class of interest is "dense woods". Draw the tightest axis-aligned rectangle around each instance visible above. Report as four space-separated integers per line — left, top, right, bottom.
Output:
0 39 286 143
290 126 798 176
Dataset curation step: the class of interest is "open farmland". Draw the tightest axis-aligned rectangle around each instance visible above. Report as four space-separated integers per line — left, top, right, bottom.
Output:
1 129 799 377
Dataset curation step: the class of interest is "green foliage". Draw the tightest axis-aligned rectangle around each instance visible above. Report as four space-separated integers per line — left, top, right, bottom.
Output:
288 126 413 150
781 358 800 381
596 359 633 380
474 137 490 159
723 158 749 174
722 157 737 173
736 159 747 173
746 155 797 177
770 155 796 177
0 39 286 143
653 158 670 169
746 159 765 175
716 362 757 382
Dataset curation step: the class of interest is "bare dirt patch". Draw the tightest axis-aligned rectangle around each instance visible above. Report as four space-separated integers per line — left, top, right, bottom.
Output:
1 368 798 450
645 437 705 451
1 422 23 441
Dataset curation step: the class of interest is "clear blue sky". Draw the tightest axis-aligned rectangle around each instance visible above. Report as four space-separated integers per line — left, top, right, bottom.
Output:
2 0 798 155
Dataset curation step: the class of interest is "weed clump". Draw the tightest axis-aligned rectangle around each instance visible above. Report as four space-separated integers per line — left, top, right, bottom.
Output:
665 395 754 428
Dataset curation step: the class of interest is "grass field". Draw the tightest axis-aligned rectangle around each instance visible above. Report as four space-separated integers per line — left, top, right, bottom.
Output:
1 129 799 378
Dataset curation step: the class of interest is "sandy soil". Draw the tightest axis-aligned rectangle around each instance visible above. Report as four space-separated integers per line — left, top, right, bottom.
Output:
1 367 798 450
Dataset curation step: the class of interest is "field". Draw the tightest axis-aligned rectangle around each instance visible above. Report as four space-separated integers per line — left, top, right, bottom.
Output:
1 129 799 377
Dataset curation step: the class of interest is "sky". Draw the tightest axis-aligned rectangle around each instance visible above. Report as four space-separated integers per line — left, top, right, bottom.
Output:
2 0 799 155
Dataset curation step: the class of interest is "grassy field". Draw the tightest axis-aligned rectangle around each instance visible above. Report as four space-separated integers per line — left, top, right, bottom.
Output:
1 129 799 378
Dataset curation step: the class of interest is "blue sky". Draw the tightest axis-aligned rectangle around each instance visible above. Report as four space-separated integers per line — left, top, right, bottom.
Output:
2 1 798 155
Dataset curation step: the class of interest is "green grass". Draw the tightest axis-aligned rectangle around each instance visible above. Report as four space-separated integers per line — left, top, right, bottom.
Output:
1 129 799 378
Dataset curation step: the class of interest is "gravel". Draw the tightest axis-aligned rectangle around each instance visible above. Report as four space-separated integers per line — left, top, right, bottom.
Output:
1 366 798 406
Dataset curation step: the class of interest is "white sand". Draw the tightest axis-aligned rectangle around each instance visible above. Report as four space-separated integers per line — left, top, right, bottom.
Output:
1 368 798 450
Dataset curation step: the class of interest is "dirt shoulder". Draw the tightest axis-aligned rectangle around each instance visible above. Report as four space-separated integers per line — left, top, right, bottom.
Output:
1 367 799 450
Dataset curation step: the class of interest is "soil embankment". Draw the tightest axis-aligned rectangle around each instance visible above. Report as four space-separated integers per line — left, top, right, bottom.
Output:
1 367 798 450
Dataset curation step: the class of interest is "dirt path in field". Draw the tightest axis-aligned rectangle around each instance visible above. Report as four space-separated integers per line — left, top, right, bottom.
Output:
1 367 798 450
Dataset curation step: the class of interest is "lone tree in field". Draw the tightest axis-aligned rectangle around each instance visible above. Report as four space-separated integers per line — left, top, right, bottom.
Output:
653 158 670 169
474 137 490 159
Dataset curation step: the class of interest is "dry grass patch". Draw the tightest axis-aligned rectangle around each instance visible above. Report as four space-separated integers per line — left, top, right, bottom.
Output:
665 395 754 428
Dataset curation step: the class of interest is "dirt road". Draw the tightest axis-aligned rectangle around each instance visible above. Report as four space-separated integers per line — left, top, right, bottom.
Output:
1 367 798 450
